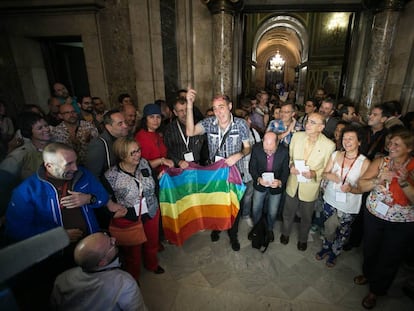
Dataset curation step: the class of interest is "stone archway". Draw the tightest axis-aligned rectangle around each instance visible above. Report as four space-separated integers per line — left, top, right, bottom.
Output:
251 15 309 102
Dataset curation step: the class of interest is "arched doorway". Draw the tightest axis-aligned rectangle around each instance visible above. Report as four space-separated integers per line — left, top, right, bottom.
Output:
251 15 309 104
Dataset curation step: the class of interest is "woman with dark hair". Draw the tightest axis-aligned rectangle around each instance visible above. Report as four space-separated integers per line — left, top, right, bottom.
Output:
355 128 414 309
0 111 50 179
134 103 174 175
298 98 318 130
316 126 370 267
105 137 164 279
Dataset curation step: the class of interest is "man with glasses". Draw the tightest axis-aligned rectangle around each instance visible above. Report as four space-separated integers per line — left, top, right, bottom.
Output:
267 102 301 146
51 103 99 165
280 112 335 251
51 232 147 311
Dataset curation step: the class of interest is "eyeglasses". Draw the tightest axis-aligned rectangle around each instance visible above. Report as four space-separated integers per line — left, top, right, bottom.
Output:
305 119 323 125
130 149 141 156
100 231 116 257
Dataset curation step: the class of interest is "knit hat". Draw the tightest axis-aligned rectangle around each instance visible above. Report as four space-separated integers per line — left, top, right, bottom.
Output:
143 103 161 117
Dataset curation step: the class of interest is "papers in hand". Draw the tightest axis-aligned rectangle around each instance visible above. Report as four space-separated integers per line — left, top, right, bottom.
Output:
294 160 310 183
262 172 274 186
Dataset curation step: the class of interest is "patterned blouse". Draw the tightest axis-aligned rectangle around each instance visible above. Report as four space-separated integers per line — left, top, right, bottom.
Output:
104 158 159 218
366 156 414 222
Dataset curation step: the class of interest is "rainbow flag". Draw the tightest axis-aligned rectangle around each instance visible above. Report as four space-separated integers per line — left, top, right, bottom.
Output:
159 160 246 246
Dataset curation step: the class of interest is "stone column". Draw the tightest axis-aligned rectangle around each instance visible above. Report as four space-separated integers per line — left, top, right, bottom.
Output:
359 0 405 117
205 0 243 97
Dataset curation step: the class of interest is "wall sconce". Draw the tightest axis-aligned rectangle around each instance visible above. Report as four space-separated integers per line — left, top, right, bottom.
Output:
270 50 285 72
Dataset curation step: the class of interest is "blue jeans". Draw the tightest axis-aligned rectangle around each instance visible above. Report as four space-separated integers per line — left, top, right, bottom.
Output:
252 189 282 230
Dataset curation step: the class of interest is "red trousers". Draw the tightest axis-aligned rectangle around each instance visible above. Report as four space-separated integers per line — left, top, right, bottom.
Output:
121 209 160 279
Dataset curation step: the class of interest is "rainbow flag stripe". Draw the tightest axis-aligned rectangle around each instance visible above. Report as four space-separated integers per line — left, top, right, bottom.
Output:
159 160 246 246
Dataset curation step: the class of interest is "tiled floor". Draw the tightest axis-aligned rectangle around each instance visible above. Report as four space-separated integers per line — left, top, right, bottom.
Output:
140 221 414 311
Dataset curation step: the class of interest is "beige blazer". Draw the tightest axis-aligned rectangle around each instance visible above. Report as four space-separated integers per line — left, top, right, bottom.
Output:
286 131 335 202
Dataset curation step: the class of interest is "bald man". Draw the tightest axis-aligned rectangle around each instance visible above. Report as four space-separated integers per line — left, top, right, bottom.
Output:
249 132 290 242
51 232 147 311
280 112 335 251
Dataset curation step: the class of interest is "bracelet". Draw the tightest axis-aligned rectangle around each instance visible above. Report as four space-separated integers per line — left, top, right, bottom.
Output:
372 178 379 187
160 158 164 165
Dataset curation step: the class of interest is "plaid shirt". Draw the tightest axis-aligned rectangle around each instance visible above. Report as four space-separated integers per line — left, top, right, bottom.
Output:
267 119 302 146
199 115 250 176
51 120 99 164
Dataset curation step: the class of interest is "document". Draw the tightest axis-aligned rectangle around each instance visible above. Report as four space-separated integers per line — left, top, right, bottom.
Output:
294 159 310 183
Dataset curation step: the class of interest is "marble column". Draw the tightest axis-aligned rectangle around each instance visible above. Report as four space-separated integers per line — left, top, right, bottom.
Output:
205 0 243 97
359 0 405 117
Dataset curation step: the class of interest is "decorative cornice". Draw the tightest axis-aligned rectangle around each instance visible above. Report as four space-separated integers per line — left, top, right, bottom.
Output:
364 0 407 12
203 0 244 15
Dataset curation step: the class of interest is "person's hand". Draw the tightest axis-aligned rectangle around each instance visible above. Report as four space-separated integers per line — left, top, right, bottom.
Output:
324 172 341 183
302 170 315 180
61 191 91 208
270 179 282 188
224 154 240 167
378 170 395 185
113 208 128 219
290 166 299 175
340 182 352 193
186 89 197 108
178 160 190 169
162 158 174 168
66 228 83 242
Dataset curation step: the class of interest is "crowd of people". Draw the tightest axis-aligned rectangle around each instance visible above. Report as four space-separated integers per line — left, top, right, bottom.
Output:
0 84 413 310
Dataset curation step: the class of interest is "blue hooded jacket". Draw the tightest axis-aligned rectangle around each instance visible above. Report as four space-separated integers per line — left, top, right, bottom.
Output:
5 166 108 242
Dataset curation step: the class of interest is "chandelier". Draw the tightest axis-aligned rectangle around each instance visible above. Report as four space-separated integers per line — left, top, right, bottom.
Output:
270 50 285 71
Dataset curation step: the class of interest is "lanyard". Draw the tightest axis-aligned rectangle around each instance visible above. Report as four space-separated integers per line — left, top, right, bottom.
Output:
341 154 358 185
218 122 232 151
176 120 189 151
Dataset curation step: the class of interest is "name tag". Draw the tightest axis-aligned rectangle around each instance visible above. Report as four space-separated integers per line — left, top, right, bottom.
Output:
134 197 149 216
335 192 346 202
215 156 224 162
184 152 194 162
375 201 389 216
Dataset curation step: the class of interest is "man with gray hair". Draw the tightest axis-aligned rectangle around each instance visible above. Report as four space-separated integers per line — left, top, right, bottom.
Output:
51 232 147 311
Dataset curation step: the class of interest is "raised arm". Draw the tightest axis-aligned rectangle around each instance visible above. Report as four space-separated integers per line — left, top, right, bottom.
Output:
186 89 204 136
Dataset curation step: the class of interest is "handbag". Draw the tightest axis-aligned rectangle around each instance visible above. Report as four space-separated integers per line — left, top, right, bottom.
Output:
109 193 147 246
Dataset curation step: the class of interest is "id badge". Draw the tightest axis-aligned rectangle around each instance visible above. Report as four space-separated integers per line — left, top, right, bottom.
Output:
335 192 346 202
375 201 389 216
134 198 149 215
184 152 194 162
215 155 224 162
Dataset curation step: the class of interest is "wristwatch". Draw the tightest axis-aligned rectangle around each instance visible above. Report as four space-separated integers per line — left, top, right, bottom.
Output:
89 194 97 204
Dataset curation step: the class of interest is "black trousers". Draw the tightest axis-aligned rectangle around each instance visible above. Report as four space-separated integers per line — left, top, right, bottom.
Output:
363 209 414 295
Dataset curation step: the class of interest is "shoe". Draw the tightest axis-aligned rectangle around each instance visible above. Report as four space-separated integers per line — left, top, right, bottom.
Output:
267 230 274 242
325 253 337 268
211 230 220 242
247 229 253 241
354 275 368 285
153 265 165 274
315 248 331 261
230 238 240 251
362 292 376 309
297 242 307 251
244 216 254 228
280 234 289 245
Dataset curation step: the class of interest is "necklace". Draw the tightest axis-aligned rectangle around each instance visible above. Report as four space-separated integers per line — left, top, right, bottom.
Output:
345 154 358 160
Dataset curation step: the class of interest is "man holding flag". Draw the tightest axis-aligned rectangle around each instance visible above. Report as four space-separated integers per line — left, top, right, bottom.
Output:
185 89 251 251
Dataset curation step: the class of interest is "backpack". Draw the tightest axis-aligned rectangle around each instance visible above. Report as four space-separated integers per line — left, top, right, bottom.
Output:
248 215 269 253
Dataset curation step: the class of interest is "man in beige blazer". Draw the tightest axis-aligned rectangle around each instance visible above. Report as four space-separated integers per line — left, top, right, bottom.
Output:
280 112 335 251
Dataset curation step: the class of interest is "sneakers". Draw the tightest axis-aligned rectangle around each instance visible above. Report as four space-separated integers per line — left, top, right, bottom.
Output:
243 216 254 228
315 248 331 261
210 230 220 242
